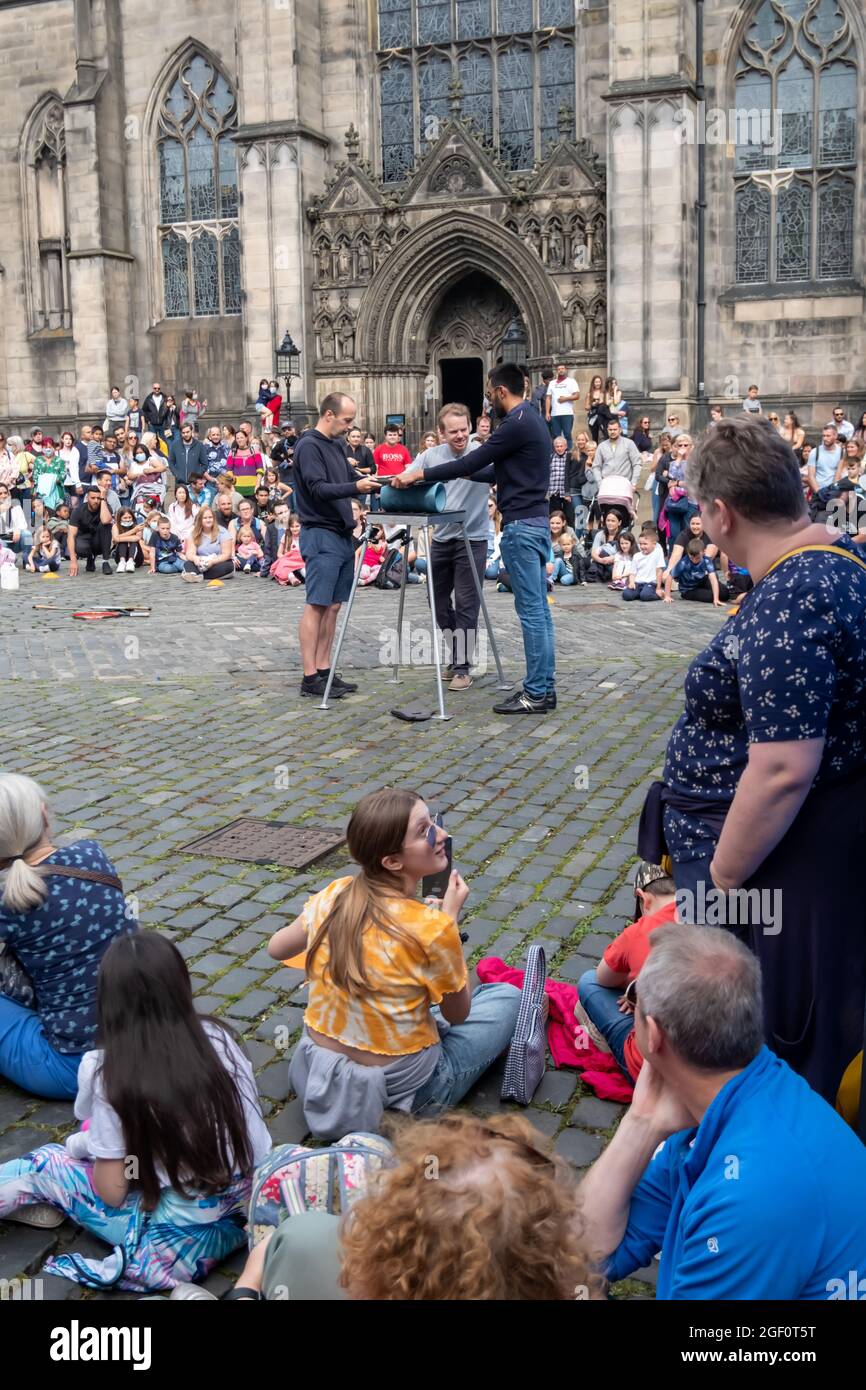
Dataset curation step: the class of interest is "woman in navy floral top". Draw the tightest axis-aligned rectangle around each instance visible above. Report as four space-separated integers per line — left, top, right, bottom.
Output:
0 775 136 1099
659 417 866 1104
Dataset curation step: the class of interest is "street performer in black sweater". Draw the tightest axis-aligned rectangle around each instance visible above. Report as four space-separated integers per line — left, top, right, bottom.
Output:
291 393 381 700
392 362 555 715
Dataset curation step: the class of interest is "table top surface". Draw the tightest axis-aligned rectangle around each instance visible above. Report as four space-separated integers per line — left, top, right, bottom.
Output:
366 510 467 523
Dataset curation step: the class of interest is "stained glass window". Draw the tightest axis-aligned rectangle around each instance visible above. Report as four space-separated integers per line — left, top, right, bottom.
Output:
736 184 771 283
498 48 533 168
733 0 856 286
162 232 190 318
419 54 452 143
379 0 412 47
819 63 856 163
776 180 811 281
539 0 573 24
539 37 573 154
377 0 576 178
459 50 493 142
457 0 490 38
156 51 240 316
381 61 414 181
497 0 532 32
817 177 854 278
222 227 242 313
417 0 452 43
192 232 220 316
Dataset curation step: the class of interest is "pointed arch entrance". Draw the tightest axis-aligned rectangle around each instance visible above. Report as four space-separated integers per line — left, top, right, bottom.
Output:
355 213 563 433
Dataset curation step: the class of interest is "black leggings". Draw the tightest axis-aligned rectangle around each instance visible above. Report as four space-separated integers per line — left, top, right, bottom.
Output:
680 578 730 603
115 542 143 565
183 558 234 579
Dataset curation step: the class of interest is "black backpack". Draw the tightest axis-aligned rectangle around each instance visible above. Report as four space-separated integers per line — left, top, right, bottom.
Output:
374 547 405 590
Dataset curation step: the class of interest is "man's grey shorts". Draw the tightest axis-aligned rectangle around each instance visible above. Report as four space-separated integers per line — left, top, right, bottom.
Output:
300 526 356 606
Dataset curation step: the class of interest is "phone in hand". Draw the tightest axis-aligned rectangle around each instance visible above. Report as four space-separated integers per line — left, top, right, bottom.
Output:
421 835 453 900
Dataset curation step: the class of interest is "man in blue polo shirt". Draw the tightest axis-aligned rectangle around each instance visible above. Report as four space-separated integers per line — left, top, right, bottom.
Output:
292 392 381 700
392 362 554 715
578 924 866 1300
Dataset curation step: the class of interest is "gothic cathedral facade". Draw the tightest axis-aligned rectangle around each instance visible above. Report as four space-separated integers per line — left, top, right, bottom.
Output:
0 0 862 435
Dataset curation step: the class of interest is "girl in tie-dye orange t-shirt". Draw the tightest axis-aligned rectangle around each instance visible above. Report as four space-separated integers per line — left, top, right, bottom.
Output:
269 787 468 1058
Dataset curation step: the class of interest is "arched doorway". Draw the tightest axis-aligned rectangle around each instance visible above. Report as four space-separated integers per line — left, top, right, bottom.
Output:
427 272 520 425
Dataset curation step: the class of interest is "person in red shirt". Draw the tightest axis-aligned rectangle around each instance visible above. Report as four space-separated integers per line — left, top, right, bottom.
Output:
575 863 677 1083
373 427 412 480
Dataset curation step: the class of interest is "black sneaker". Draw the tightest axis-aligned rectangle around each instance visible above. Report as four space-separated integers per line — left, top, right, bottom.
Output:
545 690 557 710
300 675 344 699
85 559 96 573
318 669 358 693
493 688 548 715
102 562 113 575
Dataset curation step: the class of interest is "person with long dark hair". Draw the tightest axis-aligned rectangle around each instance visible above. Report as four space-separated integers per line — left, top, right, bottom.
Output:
269 787 520 1140
0 931 271 1291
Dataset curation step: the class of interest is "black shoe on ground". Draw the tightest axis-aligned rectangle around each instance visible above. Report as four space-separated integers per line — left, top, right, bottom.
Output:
85 559 96 573
493 688 548 715
545 690 557 710
318 668 358 693
300 675 344 699
102 562 113 575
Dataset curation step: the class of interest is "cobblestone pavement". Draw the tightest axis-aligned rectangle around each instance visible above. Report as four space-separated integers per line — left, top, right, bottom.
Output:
0 571 724 1299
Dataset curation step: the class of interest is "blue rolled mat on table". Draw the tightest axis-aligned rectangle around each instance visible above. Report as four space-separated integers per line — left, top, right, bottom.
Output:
378 482 447 513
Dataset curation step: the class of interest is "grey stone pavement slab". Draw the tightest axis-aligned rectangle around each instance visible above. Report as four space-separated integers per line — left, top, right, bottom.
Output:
0 572 722 1298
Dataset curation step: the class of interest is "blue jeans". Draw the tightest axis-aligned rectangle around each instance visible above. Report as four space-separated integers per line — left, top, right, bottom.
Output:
549 415 573 442
577 970 634 1080
623 582 660 601
411 983 522 1114
498 521 556 699
665 499 697 544
157 556 184 574
0 995 83 1099
550 557 575 585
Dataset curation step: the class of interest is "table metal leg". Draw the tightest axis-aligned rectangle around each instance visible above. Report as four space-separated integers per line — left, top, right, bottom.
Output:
385 523 412 684
460 523 510 689
319 523 368 711
424 524 450 720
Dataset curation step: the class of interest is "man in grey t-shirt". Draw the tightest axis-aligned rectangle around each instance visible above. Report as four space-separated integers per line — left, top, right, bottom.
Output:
414 404 487 691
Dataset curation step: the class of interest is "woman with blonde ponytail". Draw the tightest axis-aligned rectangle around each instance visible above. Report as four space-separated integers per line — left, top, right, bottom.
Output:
0 774 135 1099
268 787 521 1139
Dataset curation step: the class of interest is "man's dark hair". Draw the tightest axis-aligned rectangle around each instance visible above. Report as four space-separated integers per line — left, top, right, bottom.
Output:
686 417 806 523
320 392 351 418
489 363 526 397
541 369 554 382
189 472 204 486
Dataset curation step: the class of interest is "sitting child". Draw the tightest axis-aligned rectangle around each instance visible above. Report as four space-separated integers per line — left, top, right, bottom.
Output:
557 530 588 585
270 514 305 586
0 931 271 1291
575 863 677 1083
622 530 665 602
359 530 387 585
608 532 636 590
150 516 185 575
664 537 727 605
26 527 61 573
111 507 145 571
267 788 521 1140
235 523 264 574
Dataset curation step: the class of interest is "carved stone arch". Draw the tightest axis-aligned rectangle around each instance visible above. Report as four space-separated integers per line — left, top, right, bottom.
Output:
20 91 70 333
358 213 565 364
313 233 333 283
314 307 336 362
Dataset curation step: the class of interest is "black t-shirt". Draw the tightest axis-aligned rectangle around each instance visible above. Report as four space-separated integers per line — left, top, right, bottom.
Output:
70 501 108 537
346 443 375 476
674 528 711 551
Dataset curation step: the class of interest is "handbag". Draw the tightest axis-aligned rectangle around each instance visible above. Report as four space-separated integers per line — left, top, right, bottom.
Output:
501 944 548 1105
247 1133 394 1249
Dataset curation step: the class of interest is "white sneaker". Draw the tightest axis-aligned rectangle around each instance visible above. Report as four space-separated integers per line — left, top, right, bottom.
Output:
124 559 134 572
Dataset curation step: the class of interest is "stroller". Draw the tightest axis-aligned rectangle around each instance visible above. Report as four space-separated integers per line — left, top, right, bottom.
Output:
588 475 637 534
131 478 167 520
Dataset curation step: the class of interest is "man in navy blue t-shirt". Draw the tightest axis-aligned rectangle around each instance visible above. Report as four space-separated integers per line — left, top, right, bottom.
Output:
393 363 555 714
